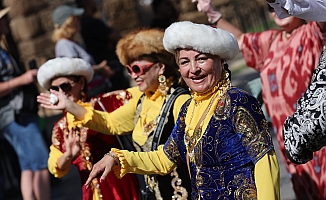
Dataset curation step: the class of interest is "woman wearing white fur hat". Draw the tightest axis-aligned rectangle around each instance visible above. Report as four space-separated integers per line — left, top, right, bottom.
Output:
39 22 280 199
37 57 139 200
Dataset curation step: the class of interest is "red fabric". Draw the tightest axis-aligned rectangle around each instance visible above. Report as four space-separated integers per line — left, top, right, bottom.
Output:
81 172 139 200
51 90 139 200
242 21 326 200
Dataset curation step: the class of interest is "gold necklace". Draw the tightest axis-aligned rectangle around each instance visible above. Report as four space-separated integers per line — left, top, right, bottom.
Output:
184 91 220 157
184 82 231 178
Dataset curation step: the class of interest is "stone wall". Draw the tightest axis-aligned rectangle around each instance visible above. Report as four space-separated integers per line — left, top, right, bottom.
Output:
3 0 270 70
3 0 76 69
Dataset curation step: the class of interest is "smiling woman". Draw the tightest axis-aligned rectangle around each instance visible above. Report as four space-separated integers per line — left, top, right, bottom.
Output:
177 51 223 94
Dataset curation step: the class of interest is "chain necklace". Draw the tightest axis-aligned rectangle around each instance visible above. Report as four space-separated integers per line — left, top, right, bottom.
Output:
184 81 230 178
184 90 220 158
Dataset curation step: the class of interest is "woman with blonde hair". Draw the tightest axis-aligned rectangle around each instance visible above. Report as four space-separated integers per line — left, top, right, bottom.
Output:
51 4 114 98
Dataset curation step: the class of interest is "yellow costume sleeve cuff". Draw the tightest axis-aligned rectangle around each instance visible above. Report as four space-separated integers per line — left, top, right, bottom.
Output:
255 150 280 200
111 148 125 178
67 101 94 130
111 146 175 179
48 145 71 178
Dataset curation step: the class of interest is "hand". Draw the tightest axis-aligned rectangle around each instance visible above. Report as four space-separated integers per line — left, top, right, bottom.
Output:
64 128 81 160
98 60 115 78
20 69 38 85
85 153 116 188
37 89 69 110
192 0 212 12
192 0 222 24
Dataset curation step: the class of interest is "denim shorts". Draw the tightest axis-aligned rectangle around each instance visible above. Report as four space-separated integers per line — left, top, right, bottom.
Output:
2 113 49 171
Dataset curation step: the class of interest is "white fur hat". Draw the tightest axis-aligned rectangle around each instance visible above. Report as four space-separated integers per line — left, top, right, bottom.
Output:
163 21 239 60
37 57 94 90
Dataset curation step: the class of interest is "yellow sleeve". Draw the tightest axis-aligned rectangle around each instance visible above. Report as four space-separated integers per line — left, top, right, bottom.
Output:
111 145 176 178
172 93 191 121
48 145 71 178
68 86 144 135
255 150 280 200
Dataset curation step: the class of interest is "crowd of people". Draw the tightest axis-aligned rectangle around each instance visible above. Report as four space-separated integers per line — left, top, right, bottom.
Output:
1 0 326 199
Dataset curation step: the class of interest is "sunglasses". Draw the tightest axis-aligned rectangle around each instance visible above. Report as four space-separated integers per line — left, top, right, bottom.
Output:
126 62 156 76
49 82 75 93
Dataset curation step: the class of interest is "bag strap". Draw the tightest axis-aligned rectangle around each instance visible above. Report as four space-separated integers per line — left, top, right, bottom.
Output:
151 87 188 150
96 98 125 149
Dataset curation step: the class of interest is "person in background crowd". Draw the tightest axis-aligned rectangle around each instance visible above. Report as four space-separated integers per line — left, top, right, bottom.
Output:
266 0 326 167
37 57 139 200
192 0 326 199
76 0 130 91
0 7 50 200
266 0 326 22
150 0 179 29
52 4 114 98
264 0 326 166
38 28 192 200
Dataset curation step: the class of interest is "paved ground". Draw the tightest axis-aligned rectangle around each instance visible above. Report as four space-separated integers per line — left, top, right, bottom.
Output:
3 54 297 200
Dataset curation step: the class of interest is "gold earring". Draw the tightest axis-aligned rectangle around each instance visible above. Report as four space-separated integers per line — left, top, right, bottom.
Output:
158 74 168 96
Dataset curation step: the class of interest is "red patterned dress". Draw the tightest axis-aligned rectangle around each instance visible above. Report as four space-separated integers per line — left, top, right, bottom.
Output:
241 21 326 199
48 90 139 200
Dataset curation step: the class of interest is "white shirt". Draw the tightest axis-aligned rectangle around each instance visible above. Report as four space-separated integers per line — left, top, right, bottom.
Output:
55 38 96 65
269 0 326 22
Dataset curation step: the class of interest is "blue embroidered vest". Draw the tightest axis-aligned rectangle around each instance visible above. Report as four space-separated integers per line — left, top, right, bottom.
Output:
164 88 274 200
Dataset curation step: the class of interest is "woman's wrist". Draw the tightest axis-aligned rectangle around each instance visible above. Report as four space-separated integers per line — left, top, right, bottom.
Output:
93 65 102 70
206 9 222 24
63 152 73 161
65 100 87 120
104 152 119 165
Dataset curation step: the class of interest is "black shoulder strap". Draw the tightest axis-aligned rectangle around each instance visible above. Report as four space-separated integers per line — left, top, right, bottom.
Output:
151 87 188 150
96 97 125 149
117 94 145 151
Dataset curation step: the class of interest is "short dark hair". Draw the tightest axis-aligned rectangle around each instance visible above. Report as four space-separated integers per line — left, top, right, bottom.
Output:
75 0 85 7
